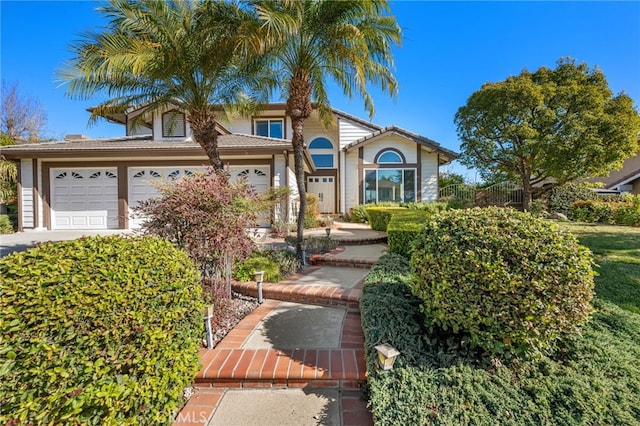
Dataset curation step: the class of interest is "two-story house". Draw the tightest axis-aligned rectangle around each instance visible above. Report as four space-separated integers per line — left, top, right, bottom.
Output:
1 103 457 231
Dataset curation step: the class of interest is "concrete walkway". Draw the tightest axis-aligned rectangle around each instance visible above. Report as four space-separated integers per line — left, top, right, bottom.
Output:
174 227 385 426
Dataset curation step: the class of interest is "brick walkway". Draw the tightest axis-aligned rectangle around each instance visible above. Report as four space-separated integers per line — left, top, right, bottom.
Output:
174 234 385 426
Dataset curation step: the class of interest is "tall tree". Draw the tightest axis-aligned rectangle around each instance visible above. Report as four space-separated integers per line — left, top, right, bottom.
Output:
1 80 47 142
254 0 401 249
59 0 268 170
455 58 640 210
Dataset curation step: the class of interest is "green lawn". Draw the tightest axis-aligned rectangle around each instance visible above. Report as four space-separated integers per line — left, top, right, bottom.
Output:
561 223 640 314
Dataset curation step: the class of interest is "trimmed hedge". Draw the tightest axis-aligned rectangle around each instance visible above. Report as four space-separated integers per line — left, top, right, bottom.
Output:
0 236 204 425
361 253 640 425
410 207 595 360
549 183 624 217
365 207 408 231
571 196 640 226
387 210 431 257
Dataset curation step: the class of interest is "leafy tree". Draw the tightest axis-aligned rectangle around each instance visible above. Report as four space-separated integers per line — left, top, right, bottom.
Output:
59 0 269 170
455 58 640 210
438 170 466 189
1 80 47 142
134 169 259 297
254 0 401 249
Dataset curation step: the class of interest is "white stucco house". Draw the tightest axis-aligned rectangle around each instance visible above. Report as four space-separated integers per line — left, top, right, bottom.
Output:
1 103 457 231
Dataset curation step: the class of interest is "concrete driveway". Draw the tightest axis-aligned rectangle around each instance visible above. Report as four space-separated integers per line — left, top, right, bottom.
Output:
0 229 128 257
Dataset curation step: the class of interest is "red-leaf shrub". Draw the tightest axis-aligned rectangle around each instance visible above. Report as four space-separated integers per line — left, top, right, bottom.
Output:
135 168 259 295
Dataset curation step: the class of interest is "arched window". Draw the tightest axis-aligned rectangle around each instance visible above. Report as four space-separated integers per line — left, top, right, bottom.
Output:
309 137 334 168
309 137 333 149
376 150 404 164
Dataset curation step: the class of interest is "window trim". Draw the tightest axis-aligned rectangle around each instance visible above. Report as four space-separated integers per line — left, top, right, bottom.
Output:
363 168 417 204
161 110 186 138
374 148 406 164
309 136 336 169
252 117 286 139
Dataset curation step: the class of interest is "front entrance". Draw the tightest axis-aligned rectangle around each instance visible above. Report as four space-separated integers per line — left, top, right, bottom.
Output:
307 176 335 214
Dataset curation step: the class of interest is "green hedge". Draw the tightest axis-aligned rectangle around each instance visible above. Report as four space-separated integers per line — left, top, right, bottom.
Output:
549 183 625 217
0 236 204 425
365 207 408 231
361 253 640 425
387 210 431 257
410 208 595 360
571 196 640 226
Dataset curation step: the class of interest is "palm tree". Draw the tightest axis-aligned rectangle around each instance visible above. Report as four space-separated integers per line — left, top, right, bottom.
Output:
59 0 268 170
254 0 401 248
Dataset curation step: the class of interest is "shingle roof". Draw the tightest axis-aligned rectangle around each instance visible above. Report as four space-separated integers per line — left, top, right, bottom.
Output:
342 125 459 162
0 133 294 155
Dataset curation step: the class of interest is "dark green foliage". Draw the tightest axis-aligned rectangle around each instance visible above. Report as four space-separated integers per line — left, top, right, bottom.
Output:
362 250 640 425
549 183 624 217
410 207 595 360
0 236 204 425
0 214 13 233
387 210 431 257
365 206 408 231
233 248 300 283
571 196 640 226
361 254 430 369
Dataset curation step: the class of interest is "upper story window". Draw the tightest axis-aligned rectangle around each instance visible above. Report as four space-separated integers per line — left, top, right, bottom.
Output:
376 149 404 164
309 137 335 169
254 118 284 139
162 111 186 138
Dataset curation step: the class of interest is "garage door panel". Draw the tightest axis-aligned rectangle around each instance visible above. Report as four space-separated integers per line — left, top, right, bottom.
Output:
229 166 271 227
51 168 118 230
128 167 205 229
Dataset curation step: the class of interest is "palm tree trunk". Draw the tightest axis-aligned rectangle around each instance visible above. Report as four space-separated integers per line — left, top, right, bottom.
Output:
286 76 313 255
189 110 224 171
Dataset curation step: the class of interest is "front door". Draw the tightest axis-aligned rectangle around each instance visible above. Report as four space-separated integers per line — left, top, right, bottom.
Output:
307 176 335 214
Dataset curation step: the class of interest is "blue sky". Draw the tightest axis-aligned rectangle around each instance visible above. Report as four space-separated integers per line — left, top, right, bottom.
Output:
2 1 639 180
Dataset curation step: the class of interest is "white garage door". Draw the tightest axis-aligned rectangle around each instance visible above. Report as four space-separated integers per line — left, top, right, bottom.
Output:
230 166 271 227
51 168 118 230
128 167 205 228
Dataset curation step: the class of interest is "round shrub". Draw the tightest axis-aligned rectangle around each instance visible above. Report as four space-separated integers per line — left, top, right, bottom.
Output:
0 235 204 425
409 207 595 360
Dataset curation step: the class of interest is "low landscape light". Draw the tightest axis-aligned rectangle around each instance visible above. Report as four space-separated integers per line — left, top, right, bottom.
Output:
253 270 265 304
325 227 331 237
203 304 215 349
375 343 400 371
299 241 308 266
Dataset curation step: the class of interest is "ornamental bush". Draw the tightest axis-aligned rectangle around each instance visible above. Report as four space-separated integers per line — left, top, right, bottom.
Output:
410 207 595 360
549 183 624 217
135 168 259 297
0 236 204 425
365 206 408 231
387 210 431 257
571 196 640 226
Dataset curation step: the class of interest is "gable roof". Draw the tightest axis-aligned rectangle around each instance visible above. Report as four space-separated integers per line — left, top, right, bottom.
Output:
0 133 315 170
342 125 458 164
